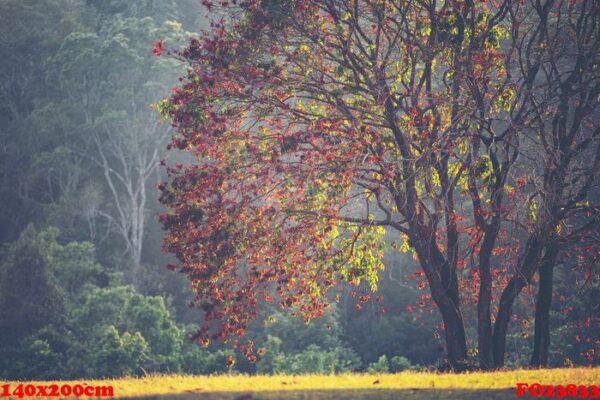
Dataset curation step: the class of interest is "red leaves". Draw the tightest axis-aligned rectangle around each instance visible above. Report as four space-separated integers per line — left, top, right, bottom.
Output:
156 0 600 367
358 294 371 303
515 177 527 187
152 40 163 56
491 246 509 257
472 53 486 66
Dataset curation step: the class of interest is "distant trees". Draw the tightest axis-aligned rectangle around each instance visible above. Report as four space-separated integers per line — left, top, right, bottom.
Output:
0 0 201 271
0 0 73 242
0 0 206 379
43 9 188 269
0 226 66 348
0 226 182 379
0 227 377 379
159 0 600 370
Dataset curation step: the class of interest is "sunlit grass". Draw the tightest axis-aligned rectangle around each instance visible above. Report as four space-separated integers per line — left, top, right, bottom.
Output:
18 367 599 399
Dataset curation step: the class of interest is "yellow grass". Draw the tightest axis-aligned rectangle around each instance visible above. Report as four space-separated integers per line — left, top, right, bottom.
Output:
14 367 600 399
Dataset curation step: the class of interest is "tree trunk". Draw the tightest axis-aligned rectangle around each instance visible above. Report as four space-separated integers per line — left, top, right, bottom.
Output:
437 296 469 371
493 276 526 367
413 237 468 371
477 226 499 370
493 236 545 367
430 252 468 371
477 269 493 369
531 249 558 367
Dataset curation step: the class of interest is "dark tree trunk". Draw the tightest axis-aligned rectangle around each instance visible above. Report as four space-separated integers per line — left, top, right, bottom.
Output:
477 226 500 370
493 276 525 367
413 237 468 371
435 293 469 371
477 268 494 369
493 236 544 367
530 265 553 366
432 258 468 371
531 250 558 367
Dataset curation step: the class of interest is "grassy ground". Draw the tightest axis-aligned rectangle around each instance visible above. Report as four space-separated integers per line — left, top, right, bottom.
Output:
13 367 599 399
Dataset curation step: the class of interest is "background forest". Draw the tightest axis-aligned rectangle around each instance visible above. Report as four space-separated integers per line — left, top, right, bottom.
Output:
0 0 597 380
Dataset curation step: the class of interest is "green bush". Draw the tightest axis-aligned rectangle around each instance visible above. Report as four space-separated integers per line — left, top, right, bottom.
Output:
0 226 67 346
90 325 148 378
71 285 183 375
20 339 64 380
367 355 389 373
256 335 287 374
180 330 236 375
390 355 412 372
257 339 361 375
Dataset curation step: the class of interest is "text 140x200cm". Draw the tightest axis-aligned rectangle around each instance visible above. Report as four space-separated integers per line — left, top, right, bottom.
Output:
1 383 114 398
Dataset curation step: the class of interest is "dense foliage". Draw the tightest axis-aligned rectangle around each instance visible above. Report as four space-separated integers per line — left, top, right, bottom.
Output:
0 0 598 379
159 0 600 371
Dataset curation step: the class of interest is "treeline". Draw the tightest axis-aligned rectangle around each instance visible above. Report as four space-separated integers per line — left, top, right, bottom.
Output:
0 226 439 379
0 227 594 379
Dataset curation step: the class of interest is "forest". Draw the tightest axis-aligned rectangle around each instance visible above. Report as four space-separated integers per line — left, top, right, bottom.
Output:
0 0 598 383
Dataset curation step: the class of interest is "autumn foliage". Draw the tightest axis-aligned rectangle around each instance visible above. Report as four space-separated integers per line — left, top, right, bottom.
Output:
158 0 600 370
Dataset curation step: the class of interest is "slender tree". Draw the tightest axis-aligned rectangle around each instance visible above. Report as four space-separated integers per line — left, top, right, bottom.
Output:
46 12 188 268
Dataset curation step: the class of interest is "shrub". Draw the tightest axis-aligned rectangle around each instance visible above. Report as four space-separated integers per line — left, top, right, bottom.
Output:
390 355 412 372
256 338 361 374
180 346 236 375
286 345 350 374
256 335 287 374
367 355 389 373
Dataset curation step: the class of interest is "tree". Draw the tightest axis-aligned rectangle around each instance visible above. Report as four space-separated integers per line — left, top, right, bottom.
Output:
0 226 66 346
159 0 599 370
0 0 205 270
70 285 183 375
494 0 600 368
89 325 149 378
0 0 76 243
531 261 600 367
44 14 187 269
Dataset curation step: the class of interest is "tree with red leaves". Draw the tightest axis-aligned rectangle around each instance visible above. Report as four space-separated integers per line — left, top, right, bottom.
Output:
158 0 600 370
513 0 600 367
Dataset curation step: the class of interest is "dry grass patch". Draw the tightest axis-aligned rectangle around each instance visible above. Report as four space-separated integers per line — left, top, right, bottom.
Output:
14 367 599 399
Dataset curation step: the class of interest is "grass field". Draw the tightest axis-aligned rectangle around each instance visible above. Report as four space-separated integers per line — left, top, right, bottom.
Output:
14 367 599 399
